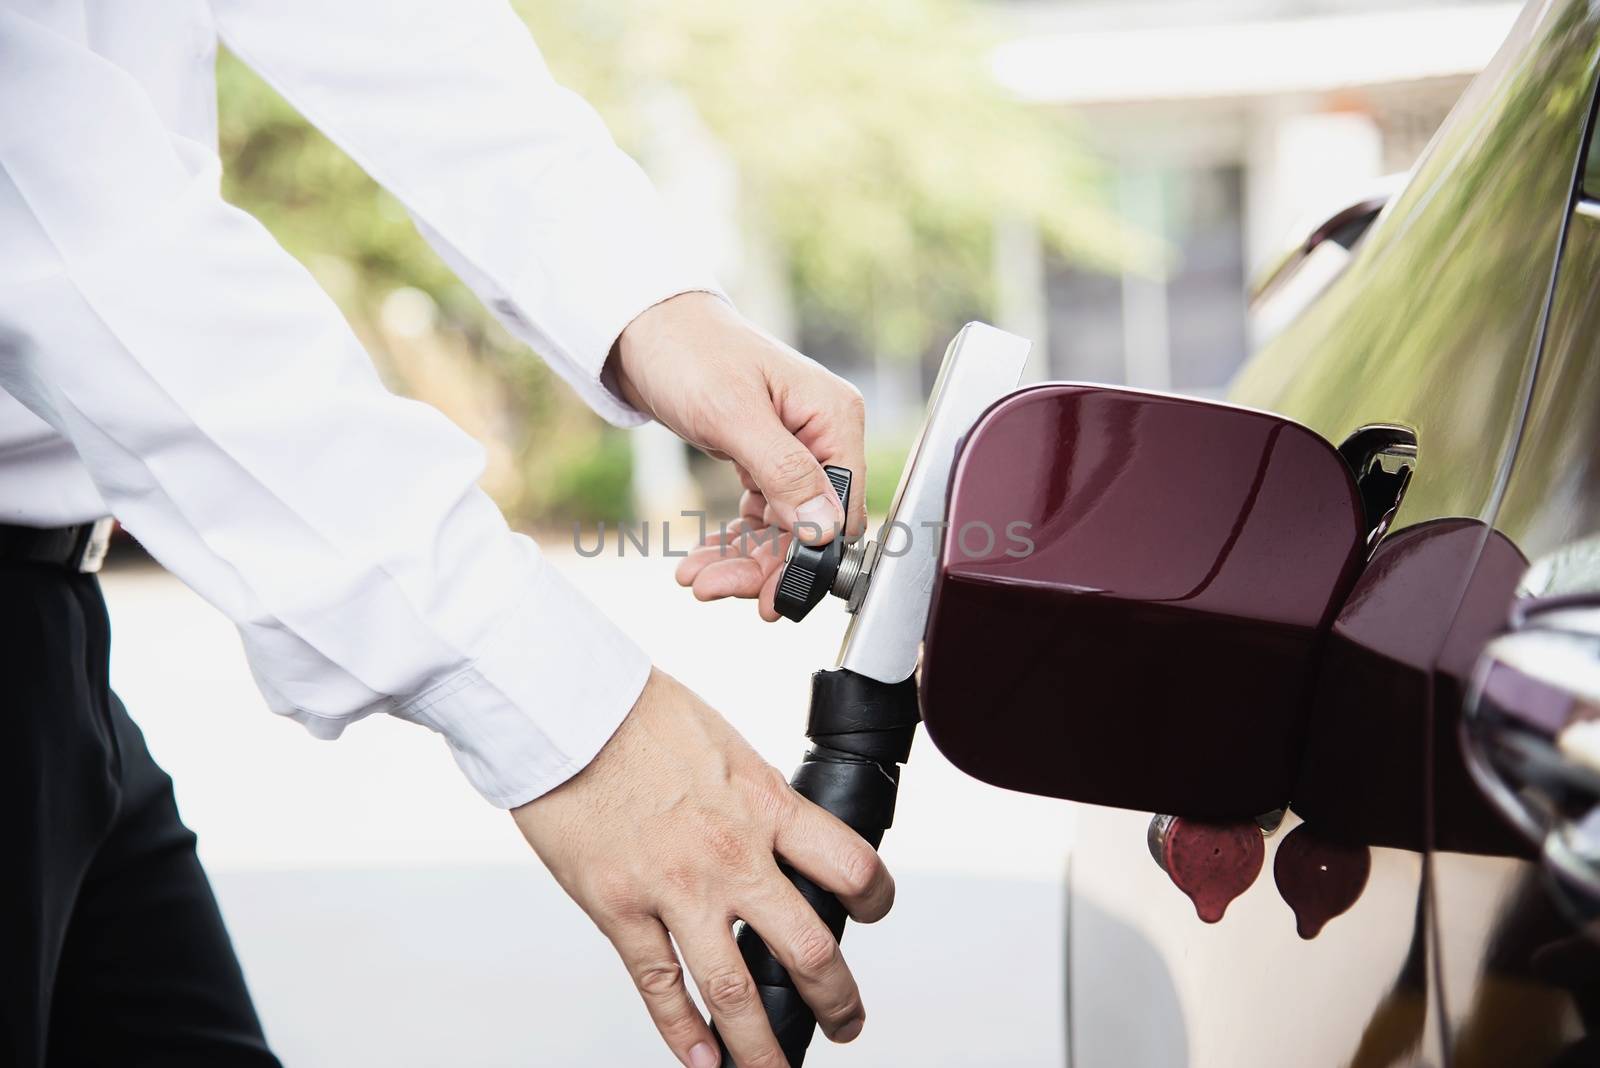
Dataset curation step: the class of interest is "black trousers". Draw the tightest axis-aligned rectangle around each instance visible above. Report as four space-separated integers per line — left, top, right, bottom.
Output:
0 561 281 1067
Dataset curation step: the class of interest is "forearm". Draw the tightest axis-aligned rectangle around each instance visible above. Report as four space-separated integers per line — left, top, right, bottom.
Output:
0 15 646 806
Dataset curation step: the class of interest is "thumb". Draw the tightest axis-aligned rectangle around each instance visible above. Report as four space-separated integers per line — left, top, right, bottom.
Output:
734 413 845 545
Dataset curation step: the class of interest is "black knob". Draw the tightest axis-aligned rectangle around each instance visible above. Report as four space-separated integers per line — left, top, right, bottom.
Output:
773 466 852 622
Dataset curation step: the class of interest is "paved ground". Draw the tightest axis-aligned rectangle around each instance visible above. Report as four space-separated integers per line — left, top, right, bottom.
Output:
99 540 1074 1065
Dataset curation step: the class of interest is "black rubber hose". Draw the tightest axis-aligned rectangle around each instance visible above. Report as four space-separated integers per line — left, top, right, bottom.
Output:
714 667 921 1066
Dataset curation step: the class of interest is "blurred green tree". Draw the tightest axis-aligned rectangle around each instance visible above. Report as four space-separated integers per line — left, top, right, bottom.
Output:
218 0 1138 524
516 0 1138 358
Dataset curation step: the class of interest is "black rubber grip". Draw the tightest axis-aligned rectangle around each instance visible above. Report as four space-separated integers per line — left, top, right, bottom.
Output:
714 668 920 1067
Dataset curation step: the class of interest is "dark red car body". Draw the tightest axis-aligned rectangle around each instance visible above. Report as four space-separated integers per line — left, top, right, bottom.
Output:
917 2 1600 1063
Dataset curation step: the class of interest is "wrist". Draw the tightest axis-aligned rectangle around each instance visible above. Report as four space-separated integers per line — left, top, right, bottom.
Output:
608 290 737 409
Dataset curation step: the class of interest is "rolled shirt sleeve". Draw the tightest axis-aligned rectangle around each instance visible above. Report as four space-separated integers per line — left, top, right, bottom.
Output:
0 8 668 807
211 0 728 427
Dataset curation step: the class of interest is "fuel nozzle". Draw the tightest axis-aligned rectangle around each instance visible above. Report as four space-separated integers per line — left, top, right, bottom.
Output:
774 465 865 622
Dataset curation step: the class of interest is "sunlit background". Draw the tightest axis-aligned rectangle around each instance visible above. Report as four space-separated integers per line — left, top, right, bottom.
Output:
102 1 1520 1063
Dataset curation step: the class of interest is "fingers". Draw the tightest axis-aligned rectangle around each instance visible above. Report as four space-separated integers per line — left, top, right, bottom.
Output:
676 527 789 605
608 918 719 1068
674 517 768 578
737 882 866 1044
726 409 846 546
776 377 868 540
692 557 770 603
774 801 895 924
739 487 773 526
675 381 867 618
700 546 786 621
674 924 788 1068
756 567 782 623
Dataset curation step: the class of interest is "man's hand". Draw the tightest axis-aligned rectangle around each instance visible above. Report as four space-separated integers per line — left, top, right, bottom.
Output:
513 669 894 1068
609 293 867 621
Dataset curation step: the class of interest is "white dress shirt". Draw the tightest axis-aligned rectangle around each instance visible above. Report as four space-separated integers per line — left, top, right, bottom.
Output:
0 1 719 807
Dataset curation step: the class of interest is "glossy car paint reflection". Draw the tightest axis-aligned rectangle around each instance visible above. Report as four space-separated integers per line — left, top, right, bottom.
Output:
1428 163 1600 1064
1497 210 1600 567
1046 0 1600 1063
921 385 1365 820
1292 520 1529 859
1230 0 1591 530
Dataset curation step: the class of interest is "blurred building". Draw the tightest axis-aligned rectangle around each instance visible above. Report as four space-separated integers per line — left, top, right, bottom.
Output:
632 0 1522 514
988 0 1520 395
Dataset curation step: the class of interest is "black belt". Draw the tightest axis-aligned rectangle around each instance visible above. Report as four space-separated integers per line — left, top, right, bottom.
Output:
0 518 116 573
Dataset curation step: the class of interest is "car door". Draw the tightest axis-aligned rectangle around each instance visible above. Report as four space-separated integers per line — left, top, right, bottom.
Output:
1061 3 1600 1065
1425 59 1600 1067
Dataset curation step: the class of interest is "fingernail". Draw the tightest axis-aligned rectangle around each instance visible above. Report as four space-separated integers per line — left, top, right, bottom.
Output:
836 1017 864 1043
687 1041 720 1068
795 493 841 541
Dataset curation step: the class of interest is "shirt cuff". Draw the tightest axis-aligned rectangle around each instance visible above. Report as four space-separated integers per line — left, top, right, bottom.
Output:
393 537 651 808
493 273 729 431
